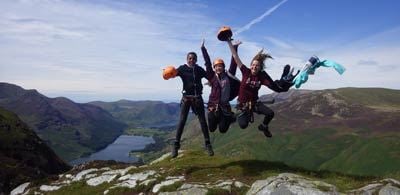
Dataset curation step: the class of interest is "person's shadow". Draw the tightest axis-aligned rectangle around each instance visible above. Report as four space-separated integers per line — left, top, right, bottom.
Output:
183 159 373 181
184 159 305 178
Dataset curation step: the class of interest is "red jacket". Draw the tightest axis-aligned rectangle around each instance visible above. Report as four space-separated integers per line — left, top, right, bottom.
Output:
238 65 285 104
201 46 240 107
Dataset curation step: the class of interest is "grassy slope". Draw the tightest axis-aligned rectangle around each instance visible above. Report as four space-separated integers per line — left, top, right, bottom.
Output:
336 88 400 110
207 125 400 177
180 88 400 177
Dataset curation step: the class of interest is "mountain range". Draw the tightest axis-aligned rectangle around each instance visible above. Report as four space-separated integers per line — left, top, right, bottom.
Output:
0 82 126 161
2 82 399 177
3 83 400 194
89 100 180 129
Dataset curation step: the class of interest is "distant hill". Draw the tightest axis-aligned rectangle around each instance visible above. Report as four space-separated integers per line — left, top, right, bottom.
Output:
181 88 400 177
0 83 126 161
259 89 312 103
90 100 180 128
0 107 70 194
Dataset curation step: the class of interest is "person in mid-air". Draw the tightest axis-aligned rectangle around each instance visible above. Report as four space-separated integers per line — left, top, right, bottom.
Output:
225 38 297 137
164 49 214 158
201 39 241 133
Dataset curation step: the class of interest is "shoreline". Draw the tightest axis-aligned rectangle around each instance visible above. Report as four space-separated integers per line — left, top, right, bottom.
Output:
69 135 155 166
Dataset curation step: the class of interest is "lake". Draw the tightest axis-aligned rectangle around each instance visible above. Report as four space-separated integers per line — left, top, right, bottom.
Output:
70 135 154 165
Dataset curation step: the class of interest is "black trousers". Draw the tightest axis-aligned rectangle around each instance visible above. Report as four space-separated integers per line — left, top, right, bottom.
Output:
237 102 274 129
207 109 233 133
175 96 210 145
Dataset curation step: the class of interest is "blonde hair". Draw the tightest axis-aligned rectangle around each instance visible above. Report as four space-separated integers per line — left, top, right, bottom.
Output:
251 49 273 70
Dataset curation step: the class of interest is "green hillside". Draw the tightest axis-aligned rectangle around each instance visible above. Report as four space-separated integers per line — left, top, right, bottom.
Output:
0 107 70 194
180 88 400 177
0 83 126 161
90 100 180 128
335 87 400 111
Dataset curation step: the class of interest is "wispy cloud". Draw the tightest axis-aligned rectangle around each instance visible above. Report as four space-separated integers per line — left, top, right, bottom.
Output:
0 0 219 102
0 17 87 43
357 60 378 66
0 1 399 102
253 26 400 96
235 0 289 35
264 36 294 50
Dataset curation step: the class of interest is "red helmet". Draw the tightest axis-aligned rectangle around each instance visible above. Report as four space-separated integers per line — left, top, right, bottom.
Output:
162 66 178 80
217 26 233 41
213 58 225 67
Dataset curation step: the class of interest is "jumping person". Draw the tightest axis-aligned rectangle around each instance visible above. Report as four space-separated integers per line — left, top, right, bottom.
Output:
225 39 297 137
170 50 214 158
201 39 241 133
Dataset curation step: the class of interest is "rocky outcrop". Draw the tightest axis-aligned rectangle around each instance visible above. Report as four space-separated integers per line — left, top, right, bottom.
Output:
247 173 338 195
347 178 400 195
11 165 400 195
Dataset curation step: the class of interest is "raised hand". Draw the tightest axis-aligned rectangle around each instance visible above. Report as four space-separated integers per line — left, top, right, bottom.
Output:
233 40 242 46
201 38 205 48
281 65 299 82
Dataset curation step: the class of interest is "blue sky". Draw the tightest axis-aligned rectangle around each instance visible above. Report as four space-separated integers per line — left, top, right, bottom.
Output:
1 0 399 102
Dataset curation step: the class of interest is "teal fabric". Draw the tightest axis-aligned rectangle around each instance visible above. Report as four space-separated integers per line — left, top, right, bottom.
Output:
293 60 345 88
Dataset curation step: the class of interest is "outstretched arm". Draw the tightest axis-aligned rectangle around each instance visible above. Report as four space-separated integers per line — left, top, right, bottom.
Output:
261 71 286 92
227 39 244 69
228 40 241 75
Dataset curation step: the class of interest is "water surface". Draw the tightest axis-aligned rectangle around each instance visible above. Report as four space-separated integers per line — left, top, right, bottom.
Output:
70 135 154 165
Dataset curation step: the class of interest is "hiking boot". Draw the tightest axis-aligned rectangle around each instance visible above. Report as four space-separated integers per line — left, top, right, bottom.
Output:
258 124 272 138
171 142 180 158
205 144 214 156
229 114 237 124
209 126 217 133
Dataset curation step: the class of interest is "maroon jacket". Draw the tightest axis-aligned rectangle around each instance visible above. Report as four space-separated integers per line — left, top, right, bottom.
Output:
238 65 284 104
201 45 240 107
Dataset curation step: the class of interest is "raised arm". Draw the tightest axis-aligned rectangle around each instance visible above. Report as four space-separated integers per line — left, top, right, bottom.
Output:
228 40 241 75
227 39 244 69
200 39 214 79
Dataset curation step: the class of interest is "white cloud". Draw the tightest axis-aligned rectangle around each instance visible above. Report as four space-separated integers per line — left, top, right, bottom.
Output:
251 27 400 95
0 1 399 103
285 27 400 90
0 0 220 102
264 36 294 50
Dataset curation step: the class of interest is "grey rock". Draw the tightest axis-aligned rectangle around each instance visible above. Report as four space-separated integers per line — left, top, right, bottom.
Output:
379 184 400 195
86 174 117 186
246 173 338 195
158 187 208 195
10 182 30 195
39 185 62 192
152 176 185 193
348 178 400 195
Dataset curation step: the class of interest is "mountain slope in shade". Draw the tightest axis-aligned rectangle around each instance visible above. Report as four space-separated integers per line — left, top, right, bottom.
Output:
181 88 400 177
0 83 126 161
90 100 180 128
0 107 71 194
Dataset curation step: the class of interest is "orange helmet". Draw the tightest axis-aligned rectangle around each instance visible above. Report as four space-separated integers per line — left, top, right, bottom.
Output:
217 26 233 41
162 66 178 80
213 58 225 67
